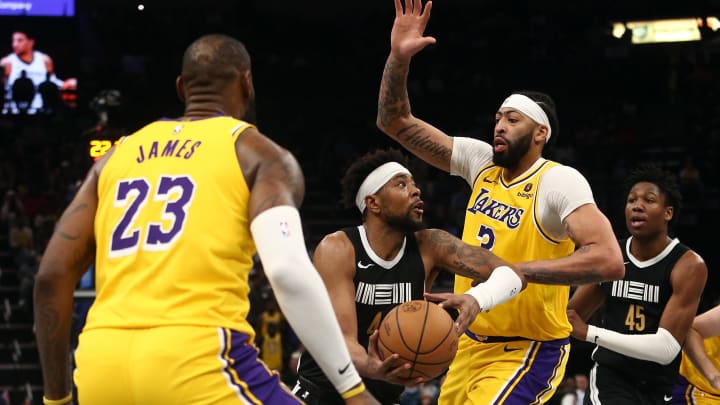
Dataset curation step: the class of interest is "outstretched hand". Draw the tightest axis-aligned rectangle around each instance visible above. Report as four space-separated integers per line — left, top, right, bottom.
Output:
366 330 424 386
391 0 436 61
424 292 481 333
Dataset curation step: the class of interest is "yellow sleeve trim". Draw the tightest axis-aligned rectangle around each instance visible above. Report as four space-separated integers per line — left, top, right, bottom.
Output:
340 382 366 400
43 393 72 405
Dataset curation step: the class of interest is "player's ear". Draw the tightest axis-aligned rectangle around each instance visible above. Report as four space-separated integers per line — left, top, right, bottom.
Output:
175 76 185 103
664 206 674 223
534 124 549 144
366 194 381 214
240 70 254 101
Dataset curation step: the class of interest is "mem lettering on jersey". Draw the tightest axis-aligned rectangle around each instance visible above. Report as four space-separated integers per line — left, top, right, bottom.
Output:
355 282 413 305
466 188 524 229
611 280 660 304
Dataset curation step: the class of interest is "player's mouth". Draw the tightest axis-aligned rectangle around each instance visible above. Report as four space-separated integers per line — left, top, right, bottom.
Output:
412 201 424 215
493 137 508 153
629 215 647 227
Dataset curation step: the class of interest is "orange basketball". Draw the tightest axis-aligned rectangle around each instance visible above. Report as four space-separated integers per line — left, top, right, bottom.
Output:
377 300 458 380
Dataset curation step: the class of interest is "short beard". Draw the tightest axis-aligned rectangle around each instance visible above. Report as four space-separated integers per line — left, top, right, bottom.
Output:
493 131 532 168
386 214 425 234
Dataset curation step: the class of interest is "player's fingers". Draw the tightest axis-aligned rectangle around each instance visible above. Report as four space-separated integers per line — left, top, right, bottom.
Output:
421 37 437 47
414 0 424 15
404 0 412 15
394 0 403 16
421 1 432 20
367 330 380 355
423 292 450 302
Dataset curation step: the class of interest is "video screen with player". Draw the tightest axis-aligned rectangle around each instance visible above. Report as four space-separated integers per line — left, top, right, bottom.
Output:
0 6 78 116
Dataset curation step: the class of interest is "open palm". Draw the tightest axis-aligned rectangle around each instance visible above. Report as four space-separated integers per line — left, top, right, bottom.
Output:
391 0 436 60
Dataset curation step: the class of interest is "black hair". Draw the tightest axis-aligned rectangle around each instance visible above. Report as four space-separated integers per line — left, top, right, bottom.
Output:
181 34 251 87
340 148 410 212
513 90 559 148
624 163 683 229
12 29 33 40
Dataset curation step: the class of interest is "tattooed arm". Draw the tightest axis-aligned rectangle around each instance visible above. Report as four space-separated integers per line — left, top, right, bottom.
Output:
376 0 455 173
34 150 112 402
418 228 526 331
416 228 523 286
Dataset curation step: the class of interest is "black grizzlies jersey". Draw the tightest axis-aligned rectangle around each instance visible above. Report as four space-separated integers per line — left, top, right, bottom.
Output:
297 225 426 404
593 237 689 387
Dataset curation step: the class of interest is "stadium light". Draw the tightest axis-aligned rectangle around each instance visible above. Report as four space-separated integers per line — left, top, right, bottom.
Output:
611 17 719 44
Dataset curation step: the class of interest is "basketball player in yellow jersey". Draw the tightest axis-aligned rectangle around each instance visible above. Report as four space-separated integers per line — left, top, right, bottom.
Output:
376 1 625 403
673 304 720 404
33 34 379 405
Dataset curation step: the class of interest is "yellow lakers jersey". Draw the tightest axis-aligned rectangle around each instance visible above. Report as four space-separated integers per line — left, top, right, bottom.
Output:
680 336 720 395
86 116 257 338
459 160 574 340
261 332 284 372
260 310 283 337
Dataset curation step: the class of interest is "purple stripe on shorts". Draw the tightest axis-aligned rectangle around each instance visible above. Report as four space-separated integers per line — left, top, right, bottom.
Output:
220 328 301 404
672 374 691 405
495 338 570 405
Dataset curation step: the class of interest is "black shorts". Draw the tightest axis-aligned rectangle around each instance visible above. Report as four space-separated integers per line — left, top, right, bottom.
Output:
585 363 675 405
292 376 400 405
292 376 345 405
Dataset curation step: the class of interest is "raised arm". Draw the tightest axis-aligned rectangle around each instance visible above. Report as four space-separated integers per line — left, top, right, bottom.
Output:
34 150 112 403
376 0 454 172
239 129 377 403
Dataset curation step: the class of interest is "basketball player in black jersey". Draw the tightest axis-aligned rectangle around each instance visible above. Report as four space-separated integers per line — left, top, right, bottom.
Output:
567 164 708 405
293 148 527 405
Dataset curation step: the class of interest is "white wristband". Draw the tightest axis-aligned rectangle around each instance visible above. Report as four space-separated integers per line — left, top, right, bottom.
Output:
464 266 522 312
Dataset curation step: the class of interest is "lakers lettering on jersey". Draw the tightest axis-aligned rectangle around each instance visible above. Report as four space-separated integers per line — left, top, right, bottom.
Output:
460 160 574 341
87 116 257 338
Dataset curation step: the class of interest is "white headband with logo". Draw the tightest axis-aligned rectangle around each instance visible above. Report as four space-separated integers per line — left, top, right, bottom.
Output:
355 162 411 213
500 94 552 142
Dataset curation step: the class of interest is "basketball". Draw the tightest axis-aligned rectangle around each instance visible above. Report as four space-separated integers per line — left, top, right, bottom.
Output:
377 300 458 380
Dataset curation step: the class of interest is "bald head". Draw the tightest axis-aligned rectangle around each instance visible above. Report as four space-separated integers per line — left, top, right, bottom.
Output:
181 34 251 88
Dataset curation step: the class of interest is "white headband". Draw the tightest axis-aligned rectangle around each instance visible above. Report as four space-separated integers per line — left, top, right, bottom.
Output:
500 94 552 142
355 162 411 213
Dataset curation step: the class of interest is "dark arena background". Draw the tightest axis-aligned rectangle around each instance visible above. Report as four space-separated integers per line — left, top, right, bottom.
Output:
1 0 719 403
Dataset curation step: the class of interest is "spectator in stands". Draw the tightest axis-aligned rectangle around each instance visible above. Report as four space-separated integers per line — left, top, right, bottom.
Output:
1 189 24 223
